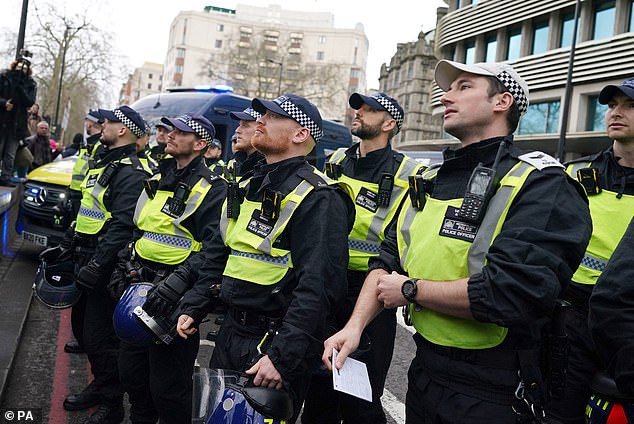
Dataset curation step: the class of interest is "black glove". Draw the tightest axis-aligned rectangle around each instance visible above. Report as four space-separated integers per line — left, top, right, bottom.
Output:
107 261 129 301
75 258 103 290
142 266 191 318
59 225 75 250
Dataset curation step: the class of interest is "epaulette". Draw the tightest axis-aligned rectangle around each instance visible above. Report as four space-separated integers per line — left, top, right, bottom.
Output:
517 151 565 171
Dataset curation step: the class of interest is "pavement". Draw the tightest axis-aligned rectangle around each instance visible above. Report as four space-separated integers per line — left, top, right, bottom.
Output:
0 183 39 404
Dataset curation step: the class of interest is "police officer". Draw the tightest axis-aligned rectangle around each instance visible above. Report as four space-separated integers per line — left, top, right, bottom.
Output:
113 113 226 424
63 105 154 424
64 110 105 356
324 60 592 423
546 78 634 424
204 138 224 174
225 106 265 180
148 121 171 162
177 94 355 423
303 92 423 424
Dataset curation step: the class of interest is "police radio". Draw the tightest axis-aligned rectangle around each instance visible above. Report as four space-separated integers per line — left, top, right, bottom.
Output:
376 173 394 207
457 141 505 224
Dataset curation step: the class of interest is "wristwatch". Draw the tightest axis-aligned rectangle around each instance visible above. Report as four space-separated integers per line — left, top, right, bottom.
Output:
401 278 418 304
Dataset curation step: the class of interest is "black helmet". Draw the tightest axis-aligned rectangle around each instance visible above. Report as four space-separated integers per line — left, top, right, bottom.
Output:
33 246 80 309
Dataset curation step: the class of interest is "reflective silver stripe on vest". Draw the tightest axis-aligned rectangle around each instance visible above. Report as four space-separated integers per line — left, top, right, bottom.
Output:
230 249 290 266
141 231 193 250
72 174 85 182
349 238 381 254
467 162 532 275
580 253 608 272
399 206 418 266
257 179 314 254
328 148 347 165
567 161 591 178
78 206 105 221
366 157 419 242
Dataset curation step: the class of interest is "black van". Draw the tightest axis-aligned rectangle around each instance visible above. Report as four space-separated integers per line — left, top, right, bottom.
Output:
130 87 352 170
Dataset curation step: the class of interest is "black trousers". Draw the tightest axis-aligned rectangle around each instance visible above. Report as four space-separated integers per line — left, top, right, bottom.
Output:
210 315 312 424
545 306 599 424
406 334 521 424
119 333 200 424
83 283 123 405
70 291 86 347
302 308 397 424
0 124 18 178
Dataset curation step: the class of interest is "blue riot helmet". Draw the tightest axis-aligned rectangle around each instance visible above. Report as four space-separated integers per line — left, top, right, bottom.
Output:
193 368 293 424
113 282 179 346
33 245 80 309
113 282 160 346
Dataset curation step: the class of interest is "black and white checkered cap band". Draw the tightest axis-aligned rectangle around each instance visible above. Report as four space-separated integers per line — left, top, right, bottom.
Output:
245 108 261 120
496 70 528 116
278 100 323 142
181 117 213 144
113 109 145 138
374 95 403 129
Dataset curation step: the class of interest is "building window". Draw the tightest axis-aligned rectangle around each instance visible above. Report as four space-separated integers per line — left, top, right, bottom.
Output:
175 65 184 74
215 39 222 48
217 24 224 32
532 21 549 55
176 48 186 58
485 34 497 62
630 0 634 31
507 27 522 61
518 101 561 135
593 1 616 40
560 12 576 48
407 62 414 79
317 51 324 61
586 95 608 131
319 35 326 44
464 39 476 64
147 83 152 89
148 73 153 79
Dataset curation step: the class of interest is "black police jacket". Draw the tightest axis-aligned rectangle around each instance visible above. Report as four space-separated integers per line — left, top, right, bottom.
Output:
589 217 634 394
134 155 227 293
87 144 153 268
371 136 592 347
182 156 355 381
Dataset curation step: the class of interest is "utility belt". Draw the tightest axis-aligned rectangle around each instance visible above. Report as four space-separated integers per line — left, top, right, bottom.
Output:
130 256 177 285
415 333 519 370
562 283 590 313
228 307 282 331
73 232 100 248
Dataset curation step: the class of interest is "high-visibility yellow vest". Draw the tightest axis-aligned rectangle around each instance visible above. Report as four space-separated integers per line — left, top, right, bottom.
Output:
326 148 423 271
133 172 219 265
70 141 101 191
219 167 350 285
398 160 538 349
75 156 153 235
567 161 634 285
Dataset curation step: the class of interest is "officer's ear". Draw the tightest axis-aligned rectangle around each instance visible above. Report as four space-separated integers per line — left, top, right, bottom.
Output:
193 138 207 153
291 127 310 146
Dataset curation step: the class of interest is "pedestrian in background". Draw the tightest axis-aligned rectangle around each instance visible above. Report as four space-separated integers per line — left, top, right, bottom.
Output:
324 60 592 423
0 53 37 186
26 121 60 168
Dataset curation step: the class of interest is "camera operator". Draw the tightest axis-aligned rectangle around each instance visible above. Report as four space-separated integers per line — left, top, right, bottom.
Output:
0 50 37 187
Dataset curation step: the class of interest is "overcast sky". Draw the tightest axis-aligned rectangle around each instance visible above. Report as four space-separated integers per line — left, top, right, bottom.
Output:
3 0 446 90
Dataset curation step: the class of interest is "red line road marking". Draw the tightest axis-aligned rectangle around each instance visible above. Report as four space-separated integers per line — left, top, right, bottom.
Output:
48 308 72 423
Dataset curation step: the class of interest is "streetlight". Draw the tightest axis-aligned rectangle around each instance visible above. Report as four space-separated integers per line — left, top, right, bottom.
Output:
266 58 283 97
